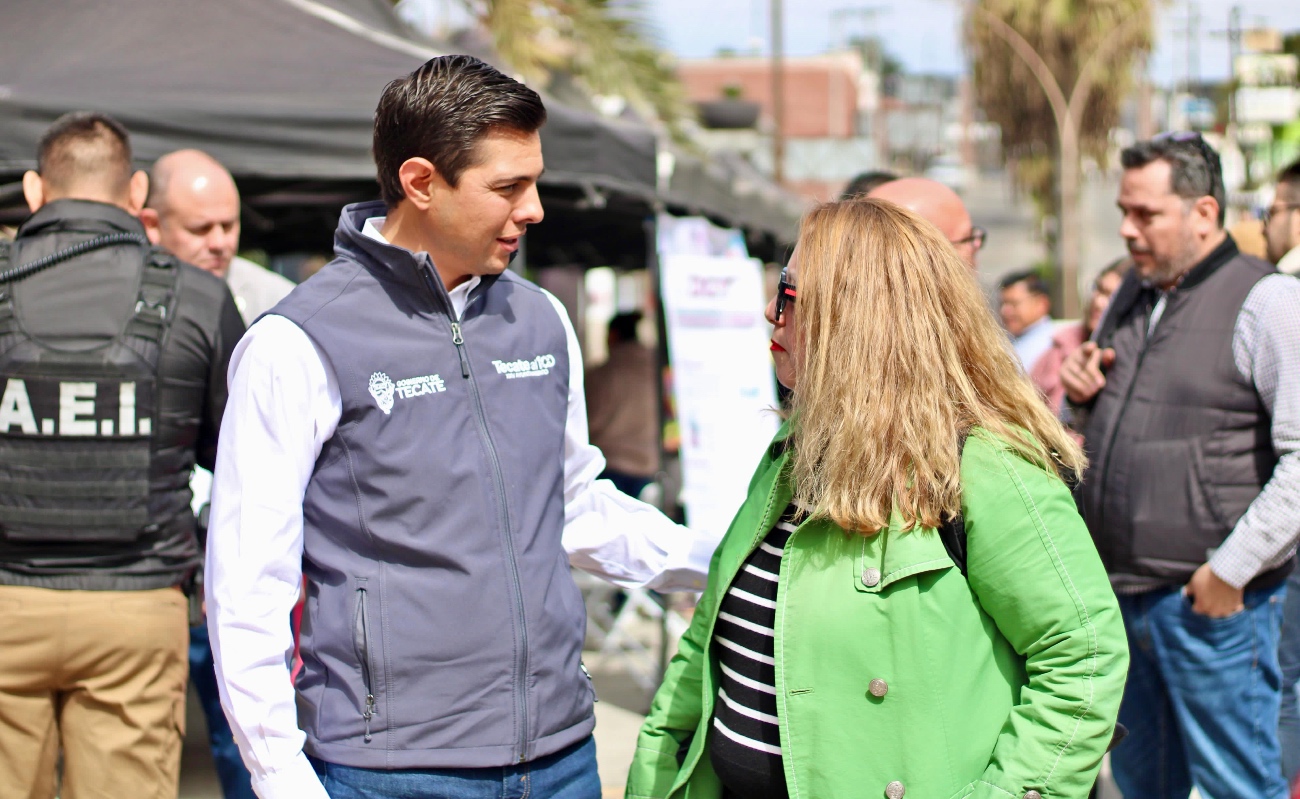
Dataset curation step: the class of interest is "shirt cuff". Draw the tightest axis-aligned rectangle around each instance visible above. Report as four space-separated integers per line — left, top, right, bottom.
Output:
1208 545 1261 590
252 753 331 799
649 525 720 593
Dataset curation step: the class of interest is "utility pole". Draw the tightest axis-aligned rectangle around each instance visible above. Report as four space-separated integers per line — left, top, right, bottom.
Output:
1211 6 1243 126
771 0 786 184
1177 1 1201 94
828 6 887 53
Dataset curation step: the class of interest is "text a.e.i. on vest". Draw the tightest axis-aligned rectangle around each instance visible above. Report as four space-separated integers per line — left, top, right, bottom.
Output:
0 378 149 437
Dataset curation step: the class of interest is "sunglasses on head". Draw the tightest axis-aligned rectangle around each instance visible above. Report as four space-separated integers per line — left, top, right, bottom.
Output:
775 266 797 322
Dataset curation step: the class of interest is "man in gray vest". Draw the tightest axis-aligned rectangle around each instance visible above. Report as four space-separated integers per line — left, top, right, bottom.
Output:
1062 134 1300 799
206 55 712 799
0 112 243 797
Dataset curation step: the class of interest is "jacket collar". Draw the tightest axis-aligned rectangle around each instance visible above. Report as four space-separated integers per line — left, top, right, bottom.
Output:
1167 233 1238 292
17 199 145 239
333 200 500 312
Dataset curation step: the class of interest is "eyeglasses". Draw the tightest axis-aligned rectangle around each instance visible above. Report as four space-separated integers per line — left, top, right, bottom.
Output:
1261 204 1300 225
775 266 797 322
952 226 987 250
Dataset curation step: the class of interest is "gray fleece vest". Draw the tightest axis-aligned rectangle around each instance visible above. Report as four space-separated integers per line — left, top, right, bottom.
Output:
1080 240 1280 587
272 201 591 770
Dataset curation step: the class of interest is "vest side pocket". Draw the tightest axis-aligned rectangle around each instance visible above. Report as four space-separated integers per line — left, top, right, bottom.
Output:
353 578 377 744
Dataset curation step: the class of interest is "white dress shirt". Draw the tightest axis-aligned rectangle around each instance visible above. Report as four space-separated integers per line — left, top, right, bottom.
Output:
206 218 715 799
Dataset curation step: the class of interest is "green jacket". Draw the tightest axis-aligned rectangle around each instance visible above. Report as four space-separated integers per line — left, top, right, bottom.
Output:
627 428 1129 799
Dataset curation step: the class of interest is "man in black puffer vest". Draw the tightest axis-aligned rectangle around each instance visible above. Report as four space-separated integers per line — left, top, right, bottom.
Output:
0 112 244 797
1063 134 1300 799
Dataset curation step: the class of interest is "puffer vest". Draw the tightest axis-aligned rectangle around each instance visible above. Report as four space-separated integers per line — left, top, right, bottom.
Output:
1079 238 1282 588
274 201 590 769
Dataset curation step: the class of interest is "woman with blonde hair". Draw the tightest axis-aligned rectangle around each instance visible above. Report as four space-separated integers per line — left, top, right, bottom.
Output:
626 199 1128 799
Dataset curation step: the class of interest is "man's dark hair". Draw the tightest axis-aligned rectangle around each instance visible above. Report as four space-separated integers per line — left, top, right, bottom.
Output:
999 269 1050 298
36 111 133 197
1277 158 1300 205
608 311 642 343
841 170 899 200
373 55 547 207
1121 134 1226 226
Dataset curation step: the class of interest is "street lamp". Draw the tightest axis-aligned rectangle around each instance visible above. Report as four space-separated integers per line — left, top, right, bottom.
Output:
969 4 1148 317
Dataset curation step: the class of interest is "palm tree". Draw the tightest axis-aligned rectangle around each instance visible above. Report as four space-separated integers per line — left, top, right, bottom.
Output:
456 0 693 136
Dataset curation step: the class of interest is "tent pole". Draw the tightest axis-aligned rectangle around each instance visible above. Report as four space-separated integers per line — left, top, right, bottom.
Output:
646 208 674 688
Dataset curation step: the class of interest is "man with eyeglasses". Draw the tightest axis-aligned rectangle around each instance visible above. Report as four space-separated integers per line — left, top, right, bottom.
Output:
1062 133 1300 799
867 177 986 268
1265 159 1300 275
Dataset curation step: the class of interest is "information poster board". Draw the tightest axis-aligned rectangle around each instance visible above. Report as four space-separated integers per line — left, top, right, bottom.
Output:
660 252 780 544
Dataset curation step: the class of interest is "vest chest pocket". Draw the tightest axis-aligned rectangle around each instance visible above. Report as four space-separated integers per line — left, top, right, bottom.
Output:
854 514 957 594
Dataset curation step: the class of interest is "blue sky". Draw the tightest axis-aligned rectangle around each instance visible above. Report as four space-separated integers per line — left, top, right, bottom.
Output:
644 0 1300 85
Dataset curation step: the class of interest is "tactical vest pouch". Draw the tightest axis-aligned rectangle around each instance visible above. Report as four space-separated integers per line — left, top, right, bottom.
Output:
0 244 175 544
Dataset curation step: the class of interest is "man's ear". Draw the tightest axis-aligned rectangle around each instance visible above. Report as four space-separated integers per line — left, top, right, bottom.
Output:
139 207 163 244
125 170 149 216
397 158 439 211
1193 195 1221 234
21 171 44 212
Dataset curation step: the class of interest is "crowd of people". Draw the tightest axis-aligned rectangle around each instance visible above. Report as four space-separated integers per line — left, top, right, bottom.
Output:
2 51 1300 799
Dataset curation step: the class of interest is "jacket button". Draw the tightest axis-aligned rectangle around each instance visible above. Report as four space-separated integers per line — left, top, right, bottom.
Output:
868 678 889 698
885 781 905 799
1024 792 1042 799
863 567 882 587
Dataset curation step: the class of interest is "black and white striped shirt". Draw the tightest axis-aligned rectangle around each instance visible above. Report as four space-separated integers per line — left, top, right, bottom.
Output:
709 502 798 799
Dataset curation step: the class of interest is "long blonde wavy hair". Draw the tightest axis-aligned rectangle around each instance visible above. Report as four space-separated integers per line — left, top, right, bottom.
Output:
788 198 1085 534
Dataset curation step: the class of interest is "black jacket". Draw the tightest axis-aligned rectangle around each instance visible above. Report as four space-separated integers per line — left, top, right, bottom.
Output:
0 199 244 590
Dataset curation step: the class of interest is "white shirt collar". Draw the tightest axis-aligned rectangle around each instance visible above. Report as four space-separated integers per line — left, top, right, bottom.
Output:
1279 246 1300 277
359 215 481 315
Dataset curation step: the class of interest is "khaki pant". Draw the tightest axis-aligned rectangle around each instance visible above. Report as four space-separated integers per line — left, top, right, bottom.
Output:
0 585 189 799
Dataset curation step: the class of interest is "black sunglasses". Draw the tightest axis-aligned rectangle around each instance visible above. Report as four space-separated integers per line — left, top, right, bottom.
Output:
775 267 797 322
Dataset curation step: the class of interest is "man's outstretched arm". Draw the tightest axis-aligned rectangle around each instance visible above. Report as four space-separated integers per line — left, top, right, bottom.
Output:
544 292 718 592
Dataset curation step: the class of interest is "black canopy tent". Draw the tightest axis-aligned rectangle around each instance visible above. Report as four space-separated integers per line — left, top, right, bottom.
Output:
0 0 669 261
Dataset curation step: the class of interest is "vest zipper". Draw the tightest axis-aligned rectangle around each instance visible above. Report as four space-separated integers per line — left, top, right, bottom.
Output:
450 322 470 378
354 582 377 743
416 262 530 762
444 316 532 763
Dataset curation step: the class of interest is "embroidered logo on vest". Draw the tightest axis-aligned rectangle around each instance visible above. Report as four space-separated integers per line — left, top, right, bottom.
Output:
491 353 556 379
369 371 447 415
368 372 395 415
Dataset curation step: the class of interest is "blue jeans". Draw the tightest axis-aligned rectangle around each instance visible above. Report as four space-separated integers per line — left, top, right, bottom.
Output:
1279 568 1300 783
311 735 601 799
190 623 258 799
1111 583 1288 799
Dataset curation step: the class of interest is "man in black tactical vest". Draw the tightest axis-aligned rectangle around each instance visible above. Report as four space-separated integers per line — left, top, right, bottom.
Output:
0 112 244 797
1062 134 1300 799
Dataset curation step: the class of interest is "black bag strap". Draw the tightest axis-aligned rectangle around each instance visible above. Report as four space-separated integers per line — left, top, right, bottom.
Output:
938 433 971 576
